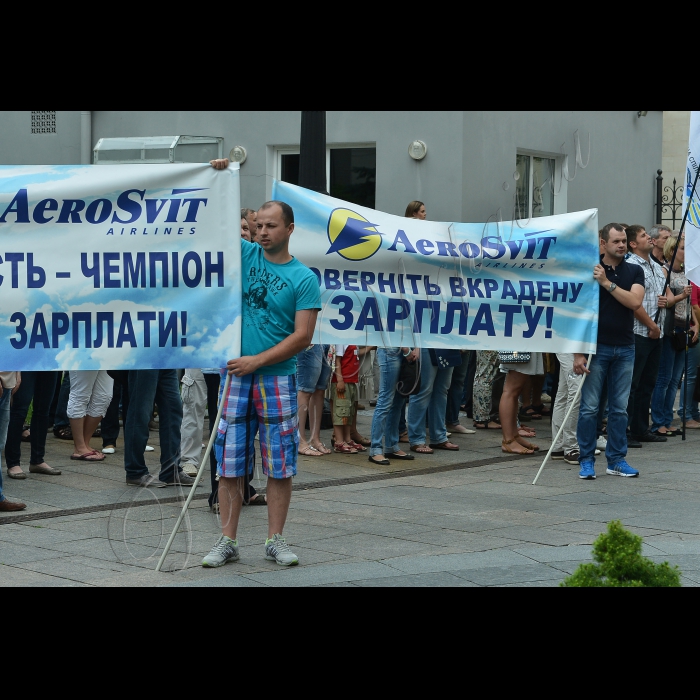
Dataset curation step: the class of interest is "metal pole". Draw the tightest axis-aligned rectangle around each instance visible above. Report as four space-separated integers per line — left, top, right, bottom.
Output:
532 352 592 486
656 169 663 225
298 111 328 195
683 298 691 441
155 372 231 572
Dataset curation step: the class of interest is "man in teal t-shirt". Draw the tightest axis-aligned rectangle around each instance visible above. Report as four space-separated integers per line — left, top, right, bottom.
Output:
203 158 321 569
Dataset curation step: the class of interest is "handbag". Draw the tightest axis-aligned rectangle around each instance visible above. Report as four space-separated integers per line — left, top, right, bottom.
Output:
428 349 463 368
497 351 531 363
670 328 689 352
397 356 421 396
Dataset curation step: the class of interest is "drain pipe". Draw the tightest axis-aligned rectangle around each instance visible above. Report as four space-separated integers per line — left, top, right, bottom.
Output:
80 111 92 164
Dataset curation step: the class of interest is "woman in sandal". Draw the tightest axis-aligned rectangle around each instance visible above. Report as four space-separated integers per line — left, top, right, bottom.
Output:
368 347 418 465
68 370 114 461
499 353 544 454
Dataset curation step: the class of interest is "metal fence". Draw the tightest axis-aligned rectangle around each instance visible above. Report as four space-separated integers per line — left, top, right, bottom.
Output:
655 169 684 229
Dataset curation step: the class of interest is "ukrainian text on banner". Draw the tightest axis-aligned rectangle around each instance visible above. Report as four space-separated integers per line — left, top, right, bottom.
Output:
684 111 700 286
273 180 599 352
0 164 241 370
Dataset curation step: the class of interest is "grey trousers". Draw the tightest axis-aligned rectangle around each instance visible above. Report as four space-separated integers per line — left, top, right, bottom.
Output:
551 353 582 453
180 368 207 466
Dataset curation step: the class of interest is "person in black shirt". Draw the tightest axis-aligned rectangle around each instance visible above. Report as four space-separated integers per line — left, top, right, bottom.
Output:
573 223 644 479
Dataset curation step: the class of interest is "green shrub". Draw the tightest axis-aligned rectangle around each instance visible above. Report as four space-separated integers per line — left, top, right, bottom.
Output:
561 520 681 587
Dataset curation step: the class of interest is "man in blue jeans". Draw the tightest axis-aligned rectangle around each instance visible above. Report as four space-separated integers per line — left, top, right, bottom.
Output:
574 223 645 479
124 370 195 487
0 371 26 511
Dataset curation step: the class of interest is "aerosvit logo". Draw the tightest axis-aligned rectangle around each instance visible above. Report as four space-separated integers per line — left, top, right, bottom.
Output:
326 208 382 261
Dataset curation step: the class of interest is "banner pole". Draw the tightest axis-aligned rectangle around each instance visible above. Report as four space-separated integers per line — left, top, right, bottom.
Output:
532 353 592 486
655 163 700 324
156 371 231 572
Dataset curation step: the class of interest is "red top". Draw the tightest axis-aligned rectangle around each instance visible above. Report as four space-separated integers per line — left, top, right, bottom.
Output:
332 345 359 383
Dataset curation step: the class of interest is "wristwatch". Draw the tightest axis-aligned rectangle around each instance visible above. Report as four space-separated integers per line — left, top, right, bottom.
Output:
608 283 617 293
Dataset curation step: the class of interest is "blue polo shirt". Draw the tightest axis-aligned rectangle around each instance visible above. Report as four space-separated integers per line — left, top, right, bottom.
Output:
240 239 321 375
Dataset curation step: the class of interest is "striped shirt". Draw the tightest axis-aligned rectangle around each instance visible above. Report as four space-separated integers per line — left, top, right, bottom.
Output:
626 253 667 338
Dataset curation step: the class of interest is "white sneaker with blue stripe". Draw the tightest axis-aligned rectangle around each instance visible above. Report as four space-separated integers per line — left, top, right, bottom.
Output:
202 535 240 567
606 460 639 477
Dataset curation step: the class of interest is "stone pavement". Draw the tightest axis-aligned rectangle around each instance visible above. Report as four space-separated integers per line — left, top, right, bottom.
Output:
1 408 699 587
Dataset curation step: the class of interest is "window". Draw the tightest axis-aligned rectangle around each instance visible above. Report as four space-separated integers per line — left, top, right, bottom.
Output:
515 153 556 219
278 146 376 209
31 111 56 134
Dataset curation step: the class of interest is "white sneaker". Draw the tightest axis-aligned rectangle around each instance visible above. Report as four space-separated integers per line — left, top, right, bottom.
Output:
446 423 476 435
596 436 607 450
182 462 198 477
145 445 155 452
102 446 116 454
202 535 239 567
264 534 299 566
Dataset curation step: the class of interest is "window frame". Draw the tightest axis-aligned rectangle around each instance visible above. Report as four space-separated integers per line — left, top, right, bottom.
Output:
515 149 567 219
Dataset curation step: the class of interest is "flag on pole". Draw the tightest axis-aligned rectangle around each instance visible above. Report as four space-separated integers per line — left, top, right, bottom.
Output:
684 111 700 285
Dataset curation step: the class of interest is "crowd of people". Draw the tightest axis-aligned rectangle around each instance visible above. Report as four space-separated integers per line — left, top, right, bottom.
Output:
1 160 697 568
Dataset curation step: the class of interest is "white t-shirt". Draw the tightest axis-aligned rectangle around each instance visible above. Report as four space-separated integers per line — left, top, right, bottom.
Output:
0 371 18 389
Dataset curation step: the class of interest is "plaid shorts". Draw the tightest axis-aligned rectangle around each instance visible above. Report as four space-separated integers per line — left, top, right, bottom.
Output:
215 372 298 480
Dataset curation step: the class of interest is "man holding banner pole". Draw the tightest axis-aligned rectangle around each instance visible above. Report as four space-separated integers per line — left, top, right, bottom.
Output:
202 159 321 568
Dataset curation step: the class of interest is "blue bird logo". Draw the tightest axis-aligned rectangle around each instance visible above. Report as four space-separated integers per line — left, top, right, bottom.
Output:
326 208 382 261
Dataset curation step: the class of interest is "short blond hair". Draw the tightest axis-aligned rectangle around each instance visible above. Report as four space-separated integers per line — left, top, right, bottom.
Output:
663 234 680 262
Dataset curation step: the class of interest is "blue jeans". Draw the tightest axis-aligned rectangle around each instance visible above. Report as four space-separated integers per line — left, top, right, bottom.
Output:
0 391 10 502
678 341 700 421
651 335 686 431
408 348 454 446
369 348 406 456
577 343 635 465
296 345 331 393
124 370 183 482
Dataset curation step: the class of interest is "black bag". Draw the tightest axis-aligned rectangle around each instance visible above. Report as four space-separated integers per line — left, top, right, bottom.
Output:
671 329 689 352
428 349 463 368
397 357 421 396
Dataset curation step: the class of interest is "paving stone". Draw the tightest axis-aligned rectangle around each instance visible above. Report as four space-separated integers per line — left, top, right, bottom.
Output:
452 563 565 586
0 564 92 587
382 549 533 574
243 561 400 587
512 544 596 562
353 571 478 587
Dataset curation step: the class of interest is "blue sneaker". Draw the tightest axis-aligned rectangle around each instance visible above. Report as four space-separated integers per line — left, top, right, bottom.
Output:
606 460 639 478
579 459 596 480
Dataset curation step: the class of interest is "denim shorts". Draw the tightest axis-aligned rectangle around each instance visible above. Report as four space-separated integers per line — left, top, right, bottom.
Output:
215 373 298 480
296 344 331 393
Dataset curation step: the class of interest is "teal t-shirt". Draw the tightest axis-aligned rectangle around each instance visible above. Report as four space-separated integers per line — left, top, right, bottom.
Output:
241 239 321 375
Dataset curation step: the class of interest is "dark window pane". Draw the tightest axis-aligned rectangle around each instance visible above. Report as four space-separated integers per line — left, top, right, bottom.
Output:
515 154 530 220
281 153 300 185
330 148 376 209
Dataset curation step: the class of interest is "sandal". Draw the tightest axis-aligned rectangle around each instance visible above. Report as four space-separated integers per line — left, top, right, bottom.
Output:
515 436 540 451
473 421 501 430
298 445 323 457
311 442 332 454
347 440 367 452
410 444 434 454
70 451 106 462
53 426 73 440
519 406 542 420
399 431 409 443
429 441 459 451
501 437 534 455
334 442 358 454
531 403 551 417
350 434 371 447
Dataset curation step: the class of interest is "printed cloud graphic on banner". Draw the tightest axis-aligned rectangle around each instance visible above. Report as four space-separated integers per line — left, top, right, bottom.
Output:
326 208 382 261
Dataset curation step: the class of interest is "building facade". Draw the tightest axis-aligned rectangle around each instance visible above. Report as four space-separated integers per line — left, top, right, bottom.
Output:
0 111 662 227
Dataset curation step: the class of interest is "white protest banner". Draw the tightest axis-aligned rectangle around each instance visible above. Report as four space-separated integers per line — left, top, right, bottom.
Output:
684 111 700 286
273 180 599 352
0 163 241 370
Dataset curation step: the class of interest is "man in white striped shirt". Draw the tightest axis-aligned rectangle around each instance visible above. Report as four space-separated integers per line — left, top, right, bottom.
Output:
625 225 674 445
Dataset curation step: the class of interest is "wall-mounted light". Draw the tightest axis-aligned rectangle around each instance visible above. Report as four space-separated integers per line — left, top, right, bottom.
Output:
408 140 427 160
638 111 648 118
229 145 247 164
